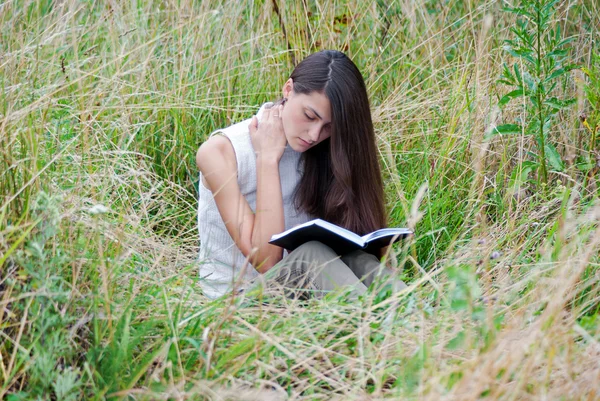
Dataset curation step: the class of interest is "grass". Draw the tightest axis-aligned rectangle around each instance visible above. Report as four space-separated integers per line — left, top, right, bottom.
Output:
1 0 599 399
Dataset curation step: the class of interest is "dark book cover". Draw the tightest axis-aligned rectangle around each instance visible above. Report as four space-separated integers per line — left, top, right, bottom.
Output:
269 219 412 255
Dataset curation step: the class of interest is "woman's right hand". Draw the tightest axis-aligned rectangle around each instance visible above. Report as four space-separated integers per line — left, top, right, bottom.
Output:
249 104 287 163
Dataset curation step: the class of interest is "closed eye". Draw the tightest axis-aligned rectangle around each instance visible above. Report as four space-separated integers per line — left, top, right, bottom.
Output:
304 113 316 121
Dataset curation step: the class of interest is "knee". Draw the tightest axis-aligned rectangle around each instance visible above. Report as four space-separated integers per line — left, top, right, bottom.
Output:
285 241 339 267
346 250 380 263
298 240 327 250
292 241 334 256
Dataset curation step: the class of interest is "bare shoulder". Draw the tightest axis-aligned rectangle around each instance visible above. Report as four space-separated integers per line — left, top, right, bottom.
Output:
196 134 236 171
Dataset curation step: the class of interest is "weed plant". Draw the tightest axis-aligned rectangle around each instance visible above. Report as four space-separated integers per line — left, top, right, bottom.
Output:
1 0 599 400
491 0 576 186
580 50 600 176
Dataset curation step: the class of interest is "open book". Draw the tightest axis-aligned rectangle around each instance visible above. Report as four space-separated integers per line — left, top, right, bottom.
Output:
269 219 413 255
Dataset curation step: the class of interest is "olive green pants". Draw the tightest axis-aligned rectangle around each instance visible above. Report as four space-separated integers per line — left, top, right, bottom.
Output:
247 241 406 300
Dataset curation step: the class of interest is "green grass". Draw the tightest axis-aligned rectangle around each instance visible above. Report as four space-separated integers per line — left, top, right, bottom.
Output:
1 0 599 399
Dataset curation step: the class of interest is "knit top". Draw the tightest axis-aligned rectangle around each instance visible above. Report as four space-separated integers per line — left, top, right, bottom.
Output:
197 103 312 299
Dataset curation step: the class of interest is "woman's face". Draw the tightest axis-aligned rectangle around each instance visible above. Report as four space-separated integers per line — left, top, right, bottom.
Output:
280 79 332 152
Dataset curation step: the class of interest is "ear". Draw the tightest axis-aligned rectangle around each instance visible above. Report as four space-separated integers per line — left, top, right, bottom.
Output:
282 78 293 98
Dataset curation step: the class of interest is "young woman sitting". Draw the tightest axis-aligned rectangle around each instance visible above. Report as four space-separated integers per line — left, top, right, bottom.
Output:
196 50 406 300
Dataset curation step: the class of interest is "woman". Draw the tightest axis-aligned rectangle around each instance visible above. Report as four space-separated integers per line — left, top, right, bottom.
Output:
196 50 404 300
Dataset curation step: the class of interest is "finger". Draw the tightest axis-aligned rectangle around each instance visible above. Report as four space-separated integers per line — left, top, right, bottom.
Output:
248 116 258 133
263 108 274 120
275 105 283 120
272 105 282 119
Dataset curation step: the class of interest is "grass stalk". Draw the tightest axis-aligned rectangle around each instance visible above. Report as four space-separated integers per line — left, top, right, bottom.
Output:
0 0 598 399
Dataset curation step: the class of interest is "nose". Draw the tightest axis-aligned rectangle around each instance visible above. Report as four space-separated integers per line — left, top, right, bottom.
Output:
308 125 321 143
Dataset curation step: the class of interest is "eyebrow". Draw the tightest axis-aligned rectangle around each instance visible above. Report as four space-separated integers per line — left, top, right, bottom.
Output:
307 106 322 120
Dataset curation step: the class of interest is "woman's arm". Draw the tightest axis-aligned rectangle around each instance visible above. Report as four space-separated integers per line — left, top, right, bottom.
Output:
196 105 287 273
197 136 255 259
252 152 285 272
247 105 288 272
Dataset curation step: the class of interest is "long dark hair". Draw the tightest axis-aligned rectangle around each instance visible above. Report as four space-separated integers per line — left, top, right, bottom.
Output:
290 50 386 235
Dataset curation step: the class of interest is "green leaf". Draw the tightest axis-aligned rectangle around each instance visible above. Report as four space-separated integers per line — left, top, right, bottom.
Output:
495 124 522 135
499 88 524 107
503 6 532 18
125 342 170 390
52 368 82 401
576 161 595 172
506 48 521 59
576 155 595 172
514 48 534 58
514 64 522 85
545 65 577 82
544 97 576 110
547 48 568 58
557 37 576 48
522 54 536 66
529 116 554 141
215 337 256 370
510 160 538 189
485 124 522 140
523 71 537 91
447 331 466 350
545 143 564 172
525 118 540 136
542 0 561 16
501 62 515 84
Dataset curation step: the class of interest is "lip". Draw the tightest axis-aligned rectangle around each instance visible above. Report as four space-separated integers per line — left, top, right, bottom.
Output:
299 138 313 147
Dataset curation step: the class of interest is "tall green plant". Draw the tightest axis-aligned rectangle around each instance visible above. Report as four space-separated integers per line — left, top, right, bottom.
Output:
489 0 576 185
581 51 600 153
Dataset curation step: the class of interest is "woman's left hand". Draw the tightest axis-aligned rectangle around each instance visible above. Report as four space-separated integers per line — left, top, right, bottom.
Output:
249 104 287 163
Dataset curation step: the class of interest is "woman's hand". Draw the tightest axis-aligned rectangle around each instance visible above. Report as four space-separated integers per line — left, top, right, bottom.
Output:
248 104 287 271
249 104 287 163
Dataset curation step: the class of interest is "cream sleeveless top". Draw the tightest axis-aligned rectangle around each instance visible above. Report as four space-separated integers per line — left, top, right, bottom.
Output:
197 103 311 298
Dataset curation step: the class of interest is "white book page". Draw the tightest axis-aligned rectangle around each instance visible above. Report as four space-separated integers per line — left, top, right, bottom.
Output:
270 219 320 241
361 228 412 243
270 219 365 246
313 219 364 245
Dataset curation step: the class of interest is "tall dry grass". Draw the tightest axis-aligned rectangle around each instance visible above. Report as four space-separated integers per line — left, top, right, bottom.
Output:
1 0 599 399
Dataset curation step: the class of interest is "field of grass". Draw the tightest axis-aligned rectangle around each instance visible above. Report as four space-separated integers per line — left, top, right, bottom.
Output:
1 0 599 399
